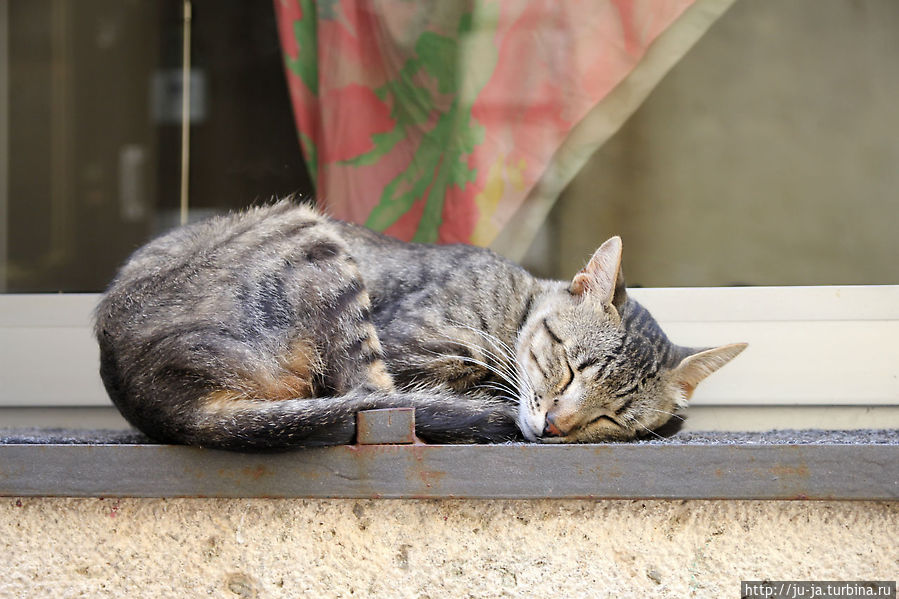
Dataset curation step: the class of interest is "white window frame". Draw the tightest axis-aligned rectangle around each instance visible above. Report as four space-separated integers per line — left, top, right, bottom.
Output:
2 286 897 413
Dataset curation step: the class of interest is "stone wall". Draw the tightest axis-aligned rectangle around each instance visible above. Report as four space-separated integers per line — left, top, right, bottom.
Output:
3 498 896 598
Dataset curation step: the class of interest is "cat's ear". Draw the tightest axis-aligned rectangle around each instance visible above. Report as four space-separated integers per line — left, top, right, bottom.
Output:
570 236 626 308
670 343 748 399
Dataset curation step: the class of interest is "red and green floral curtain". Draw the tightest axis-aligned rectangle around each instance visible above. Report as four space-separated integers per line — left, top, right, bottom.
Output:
274 0 731 246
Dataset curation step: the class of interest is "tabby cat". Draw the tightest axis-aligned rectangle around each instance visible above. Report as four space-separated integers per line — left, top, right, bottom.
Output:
95 200 746 450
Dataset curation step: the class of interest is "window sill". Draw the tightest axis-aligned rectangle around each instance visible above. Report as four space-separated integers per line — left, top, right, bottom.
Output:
2 428 896 500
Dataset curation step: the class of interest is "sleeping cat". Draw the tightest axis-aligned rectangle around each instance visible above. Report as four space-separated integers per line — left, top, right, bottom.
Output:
94 200 746 450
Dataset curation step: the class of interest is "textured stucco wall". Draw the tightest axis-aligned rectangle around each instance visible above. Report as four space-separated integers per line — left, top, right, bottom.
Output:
2 498 896 598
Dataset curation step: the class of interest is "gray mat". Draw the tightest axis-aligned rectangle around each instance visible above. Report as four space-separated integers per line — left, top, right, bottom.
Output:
1 427 896 445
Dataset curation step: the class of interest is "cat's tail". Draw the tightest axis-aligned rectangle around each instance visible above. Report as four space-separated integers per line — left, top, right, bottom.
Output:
176 390 522 450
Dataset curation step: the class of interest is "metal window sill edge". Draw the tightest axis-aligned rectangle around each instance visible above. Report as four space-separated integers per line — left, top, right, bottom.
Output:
1 442 896 500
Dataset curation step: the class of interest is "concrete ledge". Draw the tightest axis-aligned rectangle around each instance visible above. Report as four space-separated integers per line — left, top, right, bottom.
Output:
1 440 896 500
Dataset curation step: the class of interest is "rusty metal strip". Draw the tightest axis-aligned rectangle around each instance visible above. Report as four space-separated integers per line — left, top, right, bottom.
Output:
0 444 895 499
356 408 416 445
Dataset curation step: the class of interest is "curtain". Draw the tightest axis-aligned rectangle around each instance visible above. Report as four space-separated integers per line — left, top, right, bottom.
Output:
274 0 734 250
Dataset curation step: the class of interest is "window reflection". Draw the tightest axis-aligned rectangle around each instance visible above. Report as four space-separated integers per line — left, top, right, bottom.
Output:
2 0 897 292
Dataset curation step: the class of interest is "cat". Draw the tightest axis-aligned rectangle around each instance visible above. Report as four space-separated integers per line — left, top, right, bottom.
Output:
94 199 746 450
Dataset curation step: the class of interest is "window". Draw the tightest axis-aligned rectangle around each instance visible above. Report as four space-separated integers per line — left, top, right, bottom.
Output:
1 0 897 432
2 0 311 293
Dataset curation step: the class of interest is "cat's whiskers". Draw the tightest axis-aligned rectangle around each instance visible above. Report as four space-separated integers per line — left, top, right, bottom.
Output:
642 407 685 422
475 388 519 405
442 322 531 393
433 332 531 396
454 355 523 392
624 414 666 441
438 331 519 382
448 321 518 362
476 381 520 398
422 347 522 395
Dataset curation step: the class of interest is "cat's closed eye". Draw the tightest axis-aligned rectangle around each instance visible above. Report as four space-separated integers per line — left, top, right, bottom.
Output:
575 356 601 371
586 414 619 427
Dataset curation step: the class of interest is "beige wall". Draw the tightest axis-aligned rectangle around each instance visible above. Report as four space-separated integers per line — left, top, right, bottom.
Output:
2 498 896 598
550 0 899 287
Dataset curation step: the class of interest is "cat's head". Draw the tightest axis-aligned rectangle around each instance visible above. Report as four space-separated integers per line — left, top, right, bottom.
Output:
515 236 746 443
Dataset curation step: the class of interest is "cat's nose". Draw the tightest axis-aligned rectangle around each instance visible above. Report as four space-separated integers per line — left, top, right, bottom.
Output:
542 413 563 437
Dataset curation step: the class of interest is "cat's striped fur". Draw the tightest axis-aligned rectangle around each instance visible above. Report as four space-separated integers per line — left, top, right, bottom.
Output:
95 200 745 450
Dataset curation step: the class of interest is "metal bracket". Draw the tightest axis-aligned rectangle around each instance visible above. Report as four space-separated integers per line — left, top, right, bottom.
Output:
356 408 416 445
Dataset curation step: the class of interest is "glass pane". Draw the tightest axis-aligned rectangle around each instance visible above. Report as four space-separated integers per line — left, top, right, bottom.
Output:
533 0 899 286
2 0 897 291
2 0 312 292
